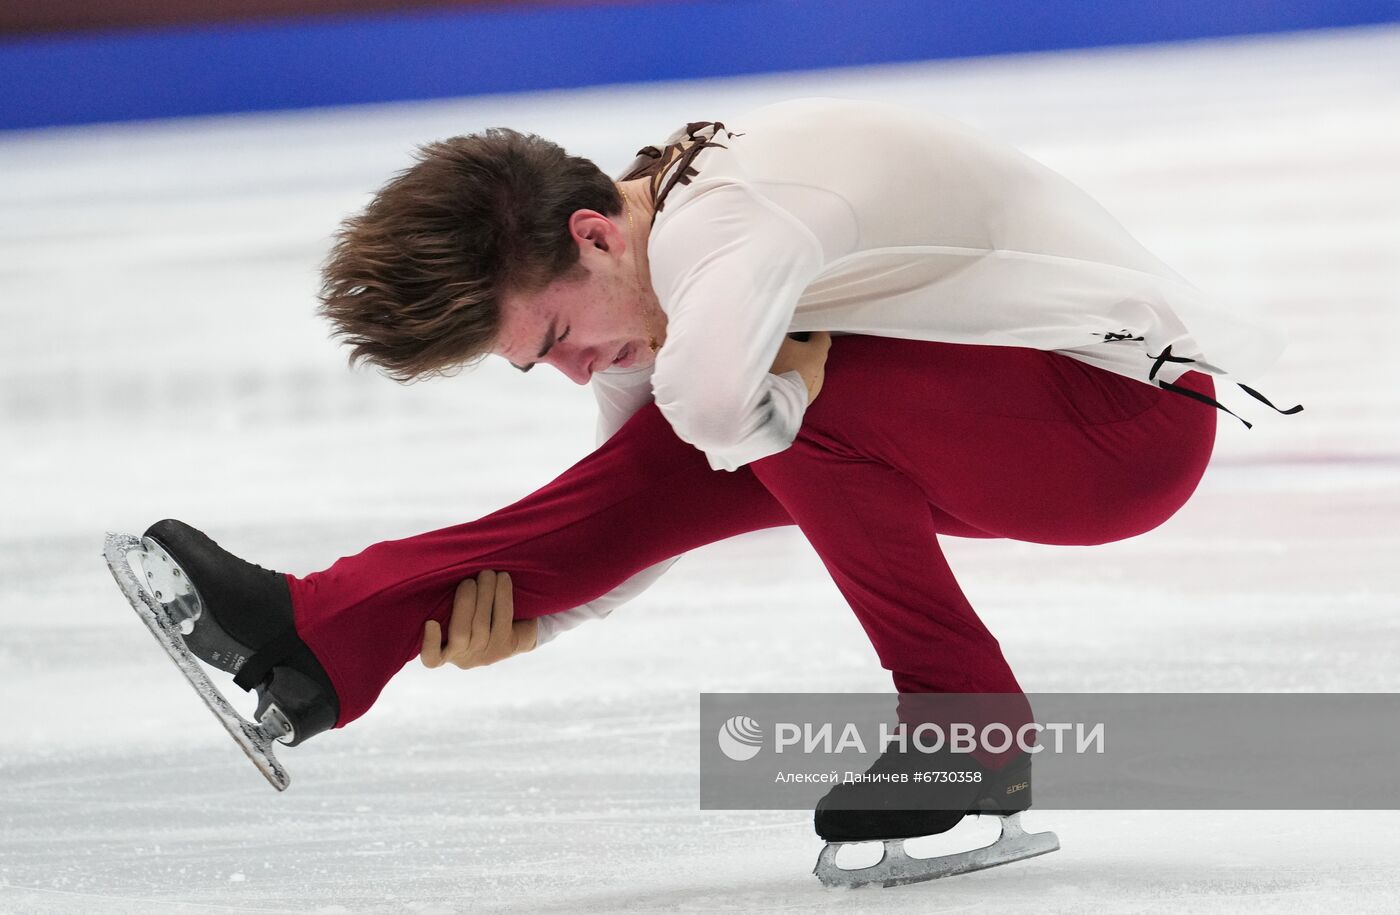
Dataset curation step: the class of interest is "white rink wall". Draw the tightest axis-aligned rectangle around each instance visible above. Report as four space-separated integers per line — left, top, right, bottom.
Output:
1 25 1398 914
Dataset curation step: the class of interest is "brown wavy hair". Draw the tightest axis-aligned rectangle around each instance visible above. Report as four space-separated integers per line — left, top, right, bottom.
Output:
319 128 622 381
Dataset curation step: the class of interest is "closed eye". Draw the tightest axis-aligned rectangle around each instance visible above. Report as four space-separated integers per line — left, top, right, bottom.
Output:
511 324 570 372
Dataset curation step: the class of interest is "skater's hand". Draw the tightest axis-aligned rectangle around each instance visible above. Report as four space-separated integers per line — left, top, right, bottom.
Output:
420 570 538 670
770 331 832 405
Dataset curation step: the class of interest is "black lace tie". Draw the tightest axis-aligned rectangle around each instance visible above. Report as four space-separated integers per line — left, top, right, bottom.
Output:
1148 344 1304 429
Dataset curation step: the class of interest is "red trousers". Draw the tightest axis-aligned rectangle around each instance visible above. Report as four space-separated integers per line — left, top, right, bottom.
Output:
287 337 1217 727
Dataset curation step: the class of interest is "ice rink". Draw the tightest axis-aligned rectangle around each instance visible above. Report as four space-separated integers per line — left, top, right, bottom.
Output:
2 23 1398 913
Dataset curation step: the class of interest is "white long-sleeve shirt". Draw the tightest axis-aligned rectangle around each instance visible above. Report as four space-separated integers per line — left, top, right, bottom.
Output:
533 97 1298 645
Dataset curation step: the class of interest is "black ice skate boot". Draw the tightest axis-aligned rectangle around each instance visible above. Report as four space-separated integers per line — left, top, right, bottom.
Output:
814 747 1033 843
812 749 1057 887
136 519 339 747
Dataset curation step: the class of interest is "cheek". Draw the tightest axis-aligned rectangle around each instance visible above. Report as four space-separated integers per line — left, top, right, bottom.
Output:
616 293 643 333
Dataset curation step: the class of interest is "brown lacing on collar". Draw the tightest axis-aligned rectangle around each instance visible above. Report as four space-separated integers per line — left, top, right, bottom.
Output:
620 121 740 218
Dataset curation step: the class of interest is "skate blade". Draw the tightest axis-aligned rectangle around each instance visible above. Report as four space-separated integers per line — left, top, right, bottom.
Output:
813 813 1059 889
103 532 291 792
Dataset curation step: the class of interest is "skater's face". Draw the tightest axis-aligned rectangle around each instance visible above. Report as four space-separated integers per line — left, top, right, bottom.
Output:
493 204 664 385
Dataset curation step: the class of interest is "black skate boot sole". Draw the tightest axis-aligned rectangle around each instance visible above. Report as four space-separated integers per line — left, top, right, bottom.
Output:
104 532 293 790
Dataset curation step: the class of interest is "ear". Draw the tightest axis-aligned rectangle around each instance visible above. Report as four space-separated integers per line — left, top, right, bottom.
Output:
568 209 624 258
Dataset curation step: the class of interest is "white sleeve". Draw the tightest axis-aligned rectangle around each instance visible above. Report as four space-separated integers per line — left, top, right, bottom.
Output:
534 366 672 647
590 364 657 445
533 559 679 646
647 180 827 472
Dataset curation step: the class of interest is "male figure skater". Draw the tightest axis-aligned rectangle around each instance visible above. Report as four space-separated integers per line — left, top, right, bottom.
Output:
107 98 1299 884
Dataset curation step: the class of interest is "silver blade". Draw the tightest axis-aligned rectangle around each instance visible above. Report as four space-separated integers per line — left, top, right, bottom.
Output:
103 532 291 791
813 813 1059 888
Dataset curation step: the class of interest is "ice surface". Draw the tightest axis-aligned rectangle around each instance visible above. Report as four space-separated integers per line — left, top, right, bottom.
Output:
2 24 1399 913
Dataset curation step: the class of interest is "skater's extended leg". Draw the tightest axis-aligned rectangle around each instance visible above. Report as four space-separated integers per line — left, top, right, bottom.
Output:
289 403 792 726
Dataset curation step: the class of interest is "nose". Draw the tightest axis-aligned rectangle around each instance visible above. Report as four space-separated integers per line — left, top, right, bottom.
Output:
552 350 594 385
